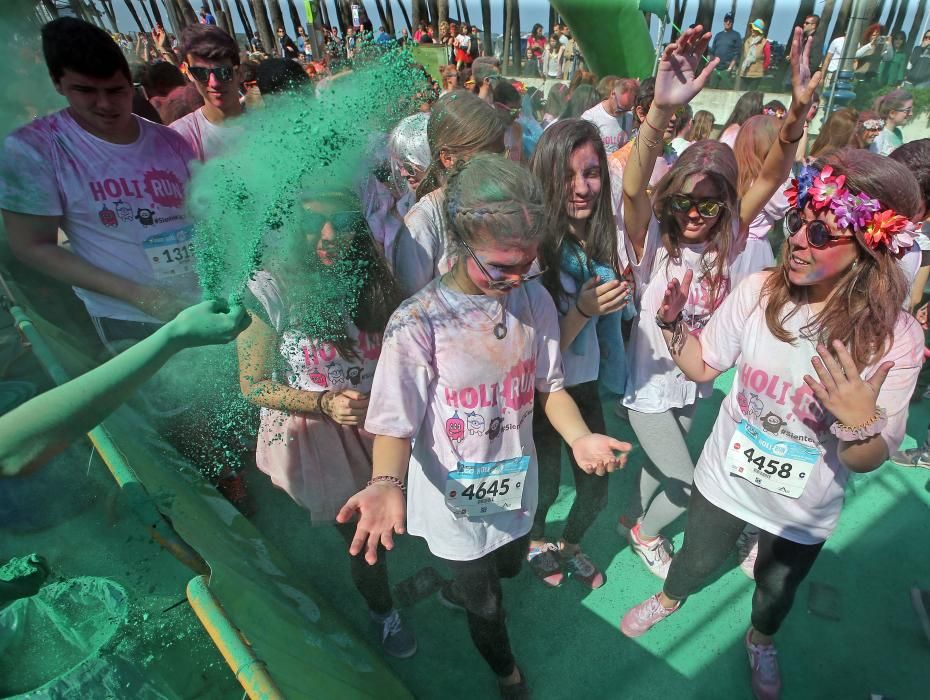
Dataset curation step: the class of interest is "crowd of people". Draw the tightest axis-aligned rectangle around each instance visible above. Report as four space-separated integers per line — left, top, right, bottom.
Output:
2 15 930 700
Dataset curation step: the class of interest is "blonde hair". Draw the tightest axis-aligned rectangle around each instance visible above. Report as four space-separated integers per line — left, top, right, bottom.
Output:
415 90 508 201
689 110 715 141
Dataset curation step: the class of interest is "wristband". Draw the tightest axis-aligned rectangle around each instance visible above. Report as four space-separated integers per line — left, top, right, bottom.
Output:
575 299 592 318
829 407 887 442
318 390 332 417
368 475 406 493
778 129 804 145
643 112 670 134
655 310 688 354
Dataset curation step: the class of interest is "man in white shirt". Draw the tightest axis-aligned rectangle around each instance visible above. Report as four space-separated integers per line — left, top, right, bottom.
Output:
0 17 199 342
170 24 243 161
581 78 637 154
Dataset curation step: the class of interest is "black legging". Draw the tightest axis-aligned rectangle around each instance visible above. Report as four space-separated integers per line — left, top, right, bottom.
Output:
530 381 608 544
335 522 393 615
439 535 528 677
663 486 824 635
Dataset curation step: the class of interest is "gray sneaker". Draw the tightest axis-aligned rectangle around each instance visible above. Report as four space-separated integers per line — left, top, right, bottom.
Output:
890 446 930 469
371 608 417 658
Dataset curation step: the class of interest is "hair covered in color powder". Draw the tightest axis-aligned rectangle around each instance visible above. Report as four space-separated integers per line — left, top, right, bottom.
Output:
444 152 548 253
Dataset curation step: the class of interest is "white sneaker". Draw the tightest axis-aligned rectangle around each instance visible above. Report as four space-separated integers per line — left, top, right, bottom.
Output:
627 523 674 579
736 527 760 580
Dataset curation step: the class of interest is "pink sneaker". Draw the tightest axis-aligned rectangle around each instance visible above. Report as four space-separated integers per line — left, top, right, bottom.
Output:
737 527 760 580
628 523 674 579
745 628 782 700
620 593 680 637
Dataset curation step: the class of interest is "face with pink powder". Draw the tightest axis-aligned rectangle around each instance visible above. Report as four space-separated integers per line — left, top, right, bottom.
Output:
786 205 859 289
456 235 540 298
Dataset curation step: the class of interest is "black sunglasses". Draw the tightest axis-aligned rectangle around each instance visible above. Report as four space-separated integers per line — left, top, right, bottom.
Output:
188 65 235 83
670 194 725 219
304 210 366 234
459 237 545 290
784 208 855 248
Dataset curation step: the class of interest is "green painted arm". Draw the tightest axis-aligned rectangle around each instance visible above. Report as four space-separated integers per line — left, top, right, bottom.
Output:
0 300 250 477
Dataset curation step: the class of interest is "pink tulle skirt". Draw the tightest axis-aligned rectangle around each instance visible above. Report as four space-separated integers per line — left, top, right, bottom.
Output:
255 408 374 523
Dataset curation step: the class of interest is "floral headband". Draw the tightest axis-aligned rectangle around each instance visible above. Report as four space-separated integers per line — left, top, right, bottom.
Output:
785 164 916 256
861 118 884 130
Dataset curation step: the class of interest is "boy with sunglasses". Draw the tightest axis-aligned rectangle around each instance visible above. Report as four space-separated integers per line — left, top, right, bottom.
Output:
171 24 243 162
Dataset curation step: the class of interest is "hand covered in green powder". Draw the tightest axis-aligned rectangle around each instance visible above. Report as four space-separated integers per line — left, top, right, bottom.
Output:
167 299 251 348
570 433 632 476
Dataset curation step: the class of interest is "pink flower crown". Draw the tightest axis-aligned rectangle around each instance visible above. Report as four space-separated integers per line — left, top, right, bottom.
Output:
785 164 917 257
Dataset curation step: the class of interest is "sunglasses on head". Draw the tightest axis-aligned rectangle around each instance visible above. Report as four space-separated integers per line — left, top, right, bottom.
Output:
188 65 235 83
459 237 545 290
784 208 854 248
669 194 725 219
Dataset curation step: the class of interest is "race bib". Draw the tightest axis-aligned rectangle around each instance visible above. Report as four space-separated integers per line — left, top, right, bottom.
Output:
725 421 820 499
144 227 196 279
445 456 528 518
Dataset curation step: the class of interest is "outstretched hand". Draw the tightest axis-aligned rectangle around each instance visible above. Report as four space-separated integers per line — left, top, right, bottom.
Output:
803 340 892 428
658 269 693 324
653 26 719 110
788 26 823 109
570 433 632 476
336 484 406 565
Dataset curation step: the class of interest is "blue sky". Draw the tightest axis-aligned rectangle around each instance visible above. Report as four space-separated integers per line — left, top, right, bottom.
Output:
109 1 928 48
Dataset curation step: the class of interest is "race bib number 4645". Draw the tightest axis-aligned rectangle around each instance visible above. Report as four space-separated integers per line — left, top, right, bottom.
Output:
445 456 528 518
726 421 821 499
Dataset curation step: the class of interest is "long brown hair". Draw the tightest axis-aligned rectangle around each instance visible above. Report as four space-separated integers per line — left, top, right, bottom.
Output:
689 110 715 141
651 140 740 310
810 107 858 158
415 90 507 201
762 148 921 367
734 114 780 197
530 119 619 311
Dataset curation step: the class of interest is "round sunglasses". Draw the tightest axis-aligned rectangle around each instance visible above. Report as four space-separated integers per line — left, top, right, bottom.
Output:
669 194 725 219
784 208 855 248
459 237 545 290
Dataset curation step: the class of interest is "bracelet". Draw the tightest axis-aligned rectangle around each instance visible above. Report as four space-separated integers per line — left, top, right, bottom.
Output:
318 390 332 417
778 129 804 145
829 407 888 442
643 112 669 135
368 475 406 493
575 299 592 318
655 311 687 354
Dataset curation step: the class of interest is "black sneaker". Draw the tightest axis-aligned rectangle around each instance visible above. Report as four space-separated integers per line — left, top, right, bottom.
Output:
437 579 466 612
370 608 417 659
499 668 531 699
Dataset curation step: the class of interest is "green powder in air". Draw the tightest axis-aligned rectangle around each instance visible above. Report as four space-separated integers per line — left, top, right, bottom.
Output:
0 553 42 582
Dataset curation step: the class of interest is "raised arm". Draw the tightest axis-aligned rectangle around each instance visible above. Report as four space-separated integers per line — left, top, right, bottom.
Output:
622 27 718 261
739 27 822 233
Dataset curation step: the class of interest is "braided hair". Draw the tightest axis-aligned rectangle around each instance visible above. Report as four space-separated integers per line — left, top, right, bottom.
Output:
444 152 548 252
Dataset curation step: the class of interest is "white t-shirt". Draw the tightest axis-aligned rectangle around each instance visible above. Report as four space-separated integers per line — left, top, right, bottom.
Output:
454 33 470 51
365 278 565 561
694 272 923 543
247 271 382 393
669 136 692 156
742 182 790 273
826 37 845 72
394 188 455 295
621 208 754 413
0 110 200 322
169 106 238 161
581 103 631 154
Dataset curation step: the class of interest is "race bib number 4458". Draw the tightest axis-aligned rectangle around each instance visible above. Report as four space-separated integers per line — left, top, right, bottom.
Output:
726 421 821 499
445 456 528 518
